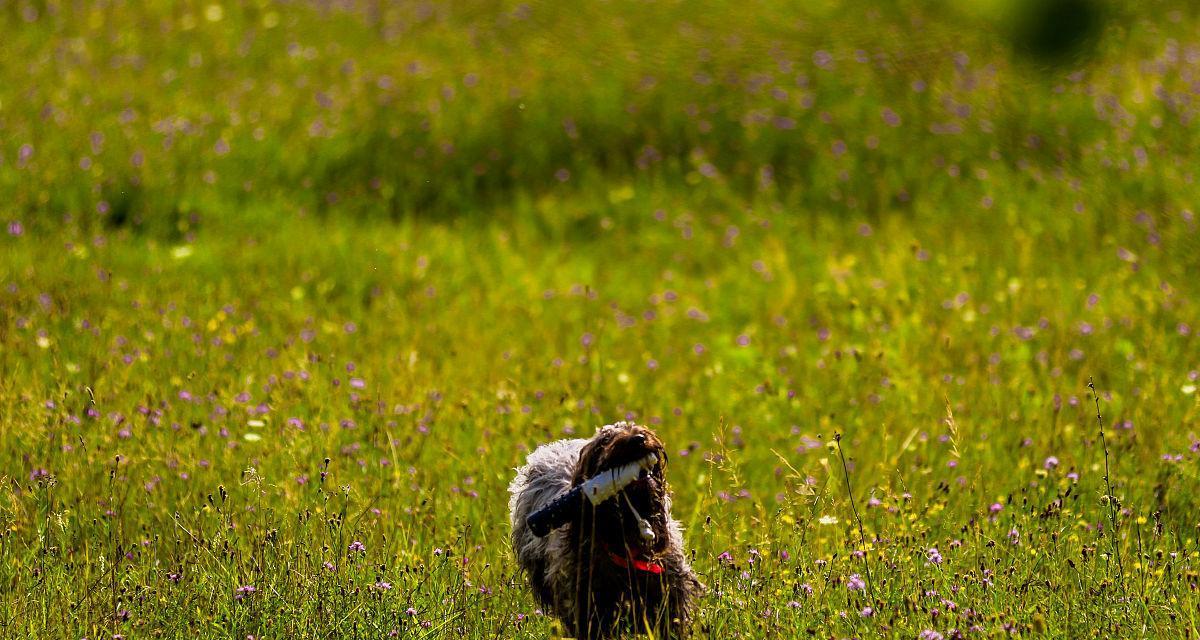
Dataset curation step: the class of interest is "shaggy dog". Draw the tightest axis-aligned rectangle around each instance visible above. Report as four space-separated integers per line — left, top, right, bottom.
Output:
509 422 702 638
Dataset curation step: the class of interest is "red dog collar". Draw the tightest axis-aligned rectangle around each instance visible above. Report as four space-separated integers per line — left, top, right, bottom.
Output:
603 543 664 574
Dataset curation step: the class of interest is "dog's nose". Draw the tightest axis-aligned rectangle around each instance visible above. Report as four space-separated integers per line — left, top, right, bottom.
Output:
631 434 646 447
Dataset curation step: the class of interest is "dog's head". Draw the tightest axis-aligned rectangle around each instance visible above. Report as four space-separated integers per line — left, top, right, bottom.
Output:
572 422 671 556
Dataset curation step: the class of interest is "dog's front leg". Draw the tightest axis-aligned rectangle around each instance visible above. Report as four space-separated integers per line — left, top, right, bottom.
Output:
574 569 621 639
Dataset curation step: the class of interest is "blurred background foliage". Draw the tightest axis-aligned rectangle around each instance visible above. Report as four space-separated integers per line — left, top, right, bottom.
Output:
2 0 1197 241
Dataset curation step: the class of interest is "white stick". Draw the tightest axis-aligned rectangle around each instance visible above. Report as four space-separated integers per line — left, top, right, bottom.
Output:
581 454 657 506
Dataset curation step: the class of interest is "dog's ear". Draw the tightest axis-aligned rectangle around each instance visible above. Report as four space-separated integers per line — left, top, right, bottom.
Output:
573 440 597 484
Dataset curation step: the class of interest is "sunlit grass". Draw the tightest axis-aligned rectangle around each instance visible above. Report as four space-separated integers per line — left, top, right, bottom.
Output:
2 1 1200 638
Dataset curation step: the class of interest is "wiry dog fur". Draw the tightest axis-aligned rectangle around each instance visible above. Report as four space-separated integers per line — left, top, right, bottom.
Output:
509 422 703 638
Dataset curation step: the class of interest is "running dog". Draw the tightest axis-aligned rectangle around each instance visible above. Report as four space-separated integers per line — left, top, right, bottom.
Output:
509 422 702 638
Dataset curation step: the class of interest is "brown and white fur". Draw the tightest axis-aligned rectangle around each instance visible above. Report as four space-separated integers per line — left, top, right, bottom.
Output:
509 422 702 638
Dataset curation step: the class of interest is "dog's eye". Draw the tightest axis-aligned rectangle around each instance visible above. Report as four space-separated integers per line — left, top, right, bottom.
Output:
631 434 646 447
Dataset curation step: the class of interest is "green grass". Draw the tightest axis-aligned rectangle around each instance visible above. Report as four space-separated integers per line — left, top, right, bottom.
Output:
3 0 1200 638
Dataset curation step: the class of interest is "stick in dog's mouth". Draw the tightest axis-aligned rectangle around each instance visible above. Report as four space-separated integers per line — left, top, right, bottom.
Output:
581 453 658 505
526 454 658 538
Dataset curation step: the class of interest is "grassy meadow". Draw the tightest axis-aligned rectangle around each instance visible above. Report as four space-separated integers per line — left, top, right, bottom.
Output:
3 0 1200 637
